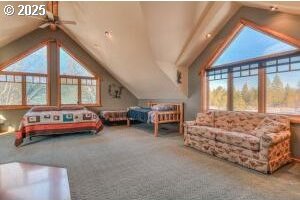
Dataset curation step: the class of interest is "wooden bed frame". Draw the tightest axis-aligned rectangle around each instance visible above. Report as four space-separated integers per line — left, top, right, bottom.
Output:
127 102 184 137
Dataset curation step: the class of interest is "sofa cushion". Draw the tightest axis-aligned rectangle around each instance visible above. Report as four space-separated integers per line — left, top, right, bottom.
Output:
214 141 261 160
250 117 288 137
215 130 260 151
214 111 265 133
187 125 221 140
261 131 291 147
195 111 214 127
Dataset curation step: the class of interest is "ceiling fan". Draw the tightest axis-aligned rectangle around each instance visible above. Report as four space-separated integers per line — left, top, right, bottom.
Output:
28 1 76 31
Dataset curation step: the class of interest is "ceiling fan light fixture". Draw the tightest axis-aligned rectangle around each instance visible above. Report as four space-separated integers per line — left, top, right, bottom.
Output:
105 31 112 39
270 5 278 11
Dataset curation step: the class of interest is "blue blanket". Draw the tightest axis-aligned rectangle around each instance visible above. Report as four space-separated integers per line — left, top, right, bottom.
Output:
127 107 151 123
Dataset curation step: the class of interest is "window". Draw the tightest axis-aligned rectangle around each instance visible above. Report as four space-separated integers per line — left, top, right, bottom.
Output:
209 79 227 110
26 76 47 105
0 75 22 105
59 46 99 105
233 76 258 112
60 78 78 104
0 42 101 109
232 63 259 112
81 79 97 104
266 56 300 115
212 26 296 67
205 20 300 115
0 45 48 107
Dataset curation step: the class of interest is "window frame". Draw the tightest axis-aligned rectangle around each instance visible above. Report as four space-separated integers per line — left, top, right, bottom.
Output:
200 19 300 123
57 43 101 107
0 42 50 109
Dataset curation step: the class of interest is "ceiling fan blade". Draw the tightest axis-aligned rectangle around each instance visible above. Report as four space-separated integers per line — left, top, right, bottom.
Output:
46 11 55 21
39 22 51 29
56 20 77 25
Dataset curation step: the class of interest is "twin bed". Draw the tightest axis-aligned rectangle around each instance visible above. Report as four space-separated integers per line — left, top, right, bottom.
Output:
127 103 184 137
15 106 103 147
15 102 183 146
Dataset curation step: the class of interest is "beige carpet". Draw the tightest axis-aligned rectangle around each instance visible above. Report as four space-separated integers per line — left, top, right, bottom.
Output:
0 124 300 200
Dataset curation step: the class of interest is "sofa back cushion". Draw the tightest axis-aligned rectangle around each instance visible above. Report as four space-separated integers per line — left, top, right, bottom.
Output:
214 111 265 133
196 111 214 127
250 116 290 137
213 111 290 134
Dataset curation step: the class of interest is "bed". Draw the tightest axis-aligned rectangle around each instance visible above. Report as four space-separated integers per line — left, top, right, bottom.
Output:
100 110 128 123
127 103 184 137
15 106 103 147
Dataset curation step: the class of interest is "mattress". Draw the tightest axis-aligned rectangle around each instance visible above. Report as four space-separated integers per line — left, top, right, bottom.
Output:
127 107 151 123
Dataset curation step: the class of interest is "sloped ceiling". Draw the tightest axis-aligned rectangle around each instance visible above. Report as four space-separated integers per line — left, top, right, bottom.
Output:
1 1 299 99
242 1 300 15
0 1 46 47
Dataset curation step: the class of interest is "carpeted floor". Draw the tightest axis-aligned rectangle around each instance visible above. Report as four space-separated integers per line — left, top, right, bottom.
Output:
0 124 300 200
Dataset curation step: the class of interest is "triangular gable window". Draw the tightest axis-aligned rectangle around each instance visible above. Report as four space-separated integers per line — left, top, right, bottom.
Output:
59 47 94 77
3 45 47 74
212 26 297 67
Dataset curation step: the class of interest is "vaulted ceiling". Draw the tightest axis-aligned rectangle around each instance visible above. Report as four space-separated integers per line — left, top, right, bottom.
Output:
1 1 300 99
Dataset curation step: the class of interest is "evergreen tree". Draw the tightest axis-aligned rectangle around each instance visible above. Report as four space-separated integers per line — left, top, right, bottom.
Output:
241 83 251 105
210 86 227 109
250 87 258 108
209 74 299 113
296 81 300 108
284 84 295 108
234 90 246 110
270 74 285 107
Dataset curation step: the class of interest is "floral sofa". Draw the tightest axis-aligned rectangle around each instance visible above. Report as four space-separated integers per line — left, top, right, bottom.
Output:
184 111 291 174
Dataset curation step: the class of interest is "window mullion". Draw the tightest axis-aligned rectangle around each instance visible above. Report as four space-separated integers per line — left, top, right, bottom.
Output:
205 75 208 112
96 78 100 106
202 70 208 112
22 75 26 106
78 78 81 105
258 65 266 113
228 70 233 111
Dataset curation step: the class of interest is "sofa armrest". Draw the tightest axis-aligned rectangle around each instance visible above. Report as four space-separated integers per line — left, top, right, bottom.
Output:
184 120 196 127
260 131 291 148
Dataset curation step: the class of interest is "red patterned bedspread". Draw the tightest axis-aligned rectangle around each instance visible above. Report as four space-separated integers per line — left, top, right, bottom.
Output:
15 106 103 147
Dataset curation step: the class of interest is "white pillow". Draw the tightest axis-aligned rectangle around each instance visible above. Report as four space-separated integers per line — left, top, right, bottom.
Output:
151 104 174 111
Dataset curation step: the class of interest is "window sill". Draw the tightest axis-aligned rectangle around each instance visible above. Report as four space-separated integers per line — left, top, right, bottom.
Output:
0 104 102 111
0 106 32 110
59 104 102 107
82 104 102 108
268 113 300 124
289 117 300 124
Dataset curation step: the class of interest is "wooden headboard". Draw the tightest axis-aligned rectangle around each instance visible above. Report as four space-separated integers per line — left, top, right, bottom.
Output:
147 102 183 113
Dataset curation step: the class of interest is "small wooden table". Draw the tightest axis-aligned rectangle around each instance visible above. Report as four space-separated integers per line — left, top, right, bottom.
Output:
0 162 71 200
